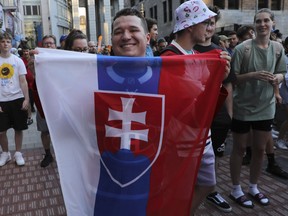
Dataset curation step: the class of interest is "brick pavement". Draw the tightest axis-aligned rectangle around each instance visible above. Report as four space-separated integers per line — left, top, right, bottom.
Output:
1 113 288 216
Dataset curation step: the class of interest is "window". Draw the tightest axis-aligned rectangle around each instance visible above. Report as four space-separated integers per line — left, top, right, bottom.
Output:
168 0 173 21
154 5 157 20
150 7 153 18
228 0 239 9
163 1 167 23
130 0 135 7
213 0 225 9
23 5 40 16
258 0 268 9
271 0 281 10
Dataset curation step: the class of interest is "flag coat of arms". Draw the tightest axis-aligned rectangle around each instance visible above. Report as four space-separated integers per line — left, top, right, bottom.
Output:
35 48 226 216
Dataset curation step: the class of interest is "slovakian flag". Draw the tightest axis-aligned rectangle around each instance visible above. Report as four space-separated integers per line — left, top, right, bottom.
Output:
34 48 226 216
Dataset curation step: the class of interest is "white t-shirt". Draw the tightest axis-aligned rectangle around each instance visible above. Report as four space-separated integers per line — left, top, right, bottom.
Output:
0 54 27 101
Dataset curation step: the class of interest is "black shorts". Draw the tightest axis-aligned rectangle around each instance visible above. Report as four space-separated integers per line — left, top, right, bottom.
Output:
231 118 273 134
0 98 28 131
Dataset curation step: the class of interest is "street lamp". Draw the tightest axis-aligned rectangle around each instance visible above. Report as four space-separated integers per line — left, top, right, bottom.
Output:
33 21 38 47
255 0 258 14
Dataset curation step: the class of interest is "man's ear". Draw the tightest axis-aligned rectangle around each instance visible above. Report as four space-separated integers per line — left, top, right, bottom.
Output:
146 33 151 45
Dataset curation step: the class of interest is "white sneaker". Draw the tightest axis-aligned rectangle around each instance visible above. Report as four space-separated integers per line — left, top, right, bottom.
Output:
272 129 279 139
14 151 25 166
275 139 288 150
0 152 11 166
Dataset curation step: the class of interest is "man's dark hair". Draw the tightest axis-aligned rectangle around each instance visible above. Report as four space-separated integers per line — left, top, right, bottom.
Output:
228 31 237 37
112 8 148 33
42 34 57 44
236 25 254 39
64 29 87 50
21 45 30 51
145 17 157 32
208 5 221 22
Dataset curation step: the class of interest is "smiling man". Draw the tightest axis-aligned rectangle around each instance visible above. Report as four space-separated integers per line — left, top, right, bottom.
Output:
111 9 150 57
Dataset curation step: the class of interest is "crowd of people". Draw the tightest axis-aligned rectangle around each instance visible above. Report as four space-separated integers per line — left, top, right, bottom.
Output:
0 0 288 215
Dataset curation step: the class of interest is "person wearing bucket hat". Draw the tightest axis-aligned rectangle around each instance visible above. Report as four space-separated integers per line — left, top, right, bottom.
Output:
193 5 235 213
161 0 232 214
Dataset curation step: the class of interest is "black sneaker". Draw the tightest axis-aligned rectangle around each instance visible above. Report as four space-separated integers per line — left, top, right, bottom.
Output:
206 192 232 213
266 163 288 179
40 154 54 167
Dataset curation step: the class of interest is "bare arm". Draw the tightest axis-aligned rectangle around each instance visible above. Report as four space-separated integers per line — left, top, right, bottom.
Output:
19 75 30 110
235 70 282 84
223 82 233 118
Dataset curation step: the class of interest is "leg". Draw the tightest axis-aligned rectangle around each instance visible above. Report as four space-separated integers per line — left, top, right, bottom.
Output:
191 185 214 214
14 130 23 152
41 131 51 150
230 132 248 185
0 131 11 166
266 132 288 178
190 143 216 214
0 131 9 152
249 130 269 184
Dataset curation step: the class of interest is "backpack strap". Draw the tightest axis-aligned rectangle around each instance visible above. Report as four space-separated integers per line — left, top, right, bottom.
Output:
241 39 284 71
160 44 182 55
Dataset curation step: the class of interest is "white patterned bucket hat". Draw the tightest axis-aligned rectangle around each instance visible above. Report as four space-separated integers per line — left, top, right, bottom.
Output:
173 0 217 33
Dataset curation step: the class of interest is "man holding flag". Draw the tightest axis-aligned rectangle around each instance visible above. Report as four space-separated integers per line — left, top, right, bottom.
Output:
34 2 228 215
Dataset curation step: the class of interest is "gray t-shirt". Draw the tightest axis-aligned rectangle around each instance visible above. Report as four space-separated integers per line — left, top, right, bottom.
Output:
232 39 286 121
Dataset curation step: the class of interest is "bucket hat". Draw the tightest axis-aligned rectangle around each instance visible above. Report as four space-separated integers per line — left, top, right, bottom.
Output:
173 0 217 33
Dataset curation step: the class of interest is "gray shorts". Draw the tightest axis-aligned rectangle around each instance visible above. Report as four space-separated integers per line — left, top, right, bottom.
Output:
36 111 49 132
196 144 216 186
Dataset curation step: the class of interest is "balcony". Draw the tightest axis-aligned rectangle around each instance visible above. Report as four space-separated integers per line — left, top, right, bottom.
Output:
0 0 17 11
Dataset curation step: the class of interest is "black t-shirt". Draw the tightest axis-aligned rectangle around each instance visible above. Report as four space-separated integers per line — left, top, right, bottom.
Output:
194 43 235 126
194 43 237 84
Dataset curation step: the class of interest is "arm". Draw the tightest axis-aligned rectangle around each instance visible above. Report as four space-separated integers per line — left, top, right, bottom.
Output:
235 70 278 84
223 82 233 118
19 74 30 110
274 84 282 104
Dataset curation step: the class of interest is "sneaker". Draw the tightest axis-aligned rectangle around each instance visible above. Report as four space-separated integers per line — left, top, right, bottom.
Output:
14 152 25 166
206 192 232 213
266 163 288 179
0 152 11 166
40 154 53 168
272 129 279 139
275 139 288 150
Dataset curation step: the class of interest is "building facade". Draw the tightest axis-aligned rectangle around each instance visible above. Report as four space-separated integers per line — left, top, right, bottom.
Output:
22 0 72 48
130 0 288 39
72 0 130 46
0 0 24 47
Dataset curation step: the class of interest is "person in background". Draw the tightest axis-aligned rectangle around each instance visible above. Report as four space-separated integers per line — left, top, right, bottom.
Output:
145 17 158 57
0 32 29 167
227 31 239 55
153 38 167 56
29 34 57 167
88 40 97 54
64 29 88 53
218 35 230 51
236 25 255 43
59 34 67 49
21 45 35 125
